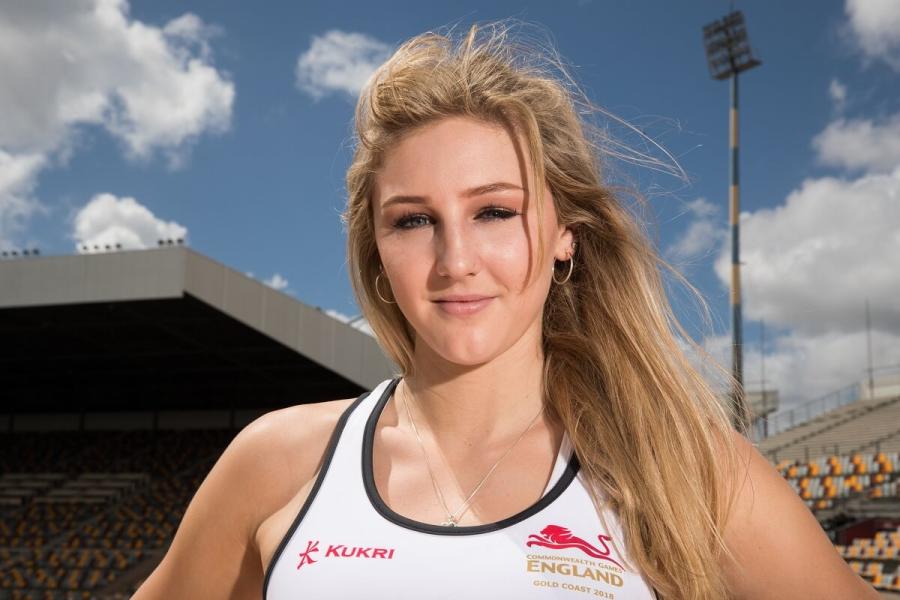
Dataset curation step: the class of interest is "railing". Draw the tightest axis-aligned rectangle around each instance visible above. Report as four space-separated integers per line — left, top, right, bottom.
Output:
761 383 860 438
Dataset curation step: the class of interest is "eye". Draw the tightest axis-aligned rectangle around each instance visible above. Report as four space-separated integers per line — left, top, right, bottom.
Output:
390 205 520 230
392 212 433 230
478 205 520 221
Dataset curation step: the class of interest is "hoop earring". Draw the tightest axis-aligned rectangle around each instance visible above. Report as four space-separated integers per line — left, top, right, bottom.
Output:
375 272 396 304
552 256 574 285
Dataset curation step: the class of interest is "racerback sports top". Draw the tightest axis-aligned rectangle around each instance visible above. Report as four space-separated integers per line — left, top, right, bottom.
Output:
264 378 661 599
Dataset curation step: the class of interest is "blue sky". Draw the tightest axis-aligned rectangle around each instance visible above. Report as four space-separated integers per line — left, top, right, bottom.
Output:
1 0 899 408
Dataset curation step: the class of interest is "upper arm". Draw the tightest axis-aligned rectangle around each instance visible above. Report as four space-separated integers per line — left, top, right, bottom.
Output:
133 401 348 600
720 432 879 600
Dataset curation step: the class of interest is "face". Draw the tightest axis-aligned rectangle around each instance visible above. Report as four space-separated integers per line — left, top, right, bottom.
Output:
372 116 573 367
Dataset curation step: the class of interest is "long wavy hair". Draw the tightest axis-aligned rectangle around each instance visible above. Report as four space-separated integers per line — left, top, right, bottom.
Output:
343 21 745 600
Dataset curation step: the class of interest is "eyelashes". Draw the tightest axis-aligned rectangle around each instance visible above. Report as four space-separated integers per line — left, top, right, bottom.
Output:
391 205 521 230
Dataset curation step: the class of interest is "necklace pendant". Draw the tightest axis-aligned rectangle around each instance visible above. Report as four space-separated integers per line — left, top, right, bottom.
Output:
441 518 458 527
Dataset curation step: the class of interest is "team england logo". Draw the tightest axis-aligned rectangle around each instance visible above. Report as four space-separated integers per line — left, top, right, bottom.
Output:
526 525 623 568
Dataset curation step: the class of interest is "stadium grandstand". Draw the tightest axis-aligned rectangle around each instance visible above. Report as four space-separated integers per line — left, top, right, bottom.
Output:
0 247 394 599
1 247 897 598
757 375 900 597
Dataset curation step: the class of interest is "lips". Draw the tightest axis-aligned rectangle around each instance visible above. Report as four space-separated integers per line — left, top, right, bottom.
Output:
433 295 494 316
436 294 491 302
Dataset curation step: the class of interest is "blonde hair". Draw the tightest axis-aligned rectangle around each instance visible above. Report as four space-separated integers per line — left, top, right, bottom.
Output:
344 21 744 600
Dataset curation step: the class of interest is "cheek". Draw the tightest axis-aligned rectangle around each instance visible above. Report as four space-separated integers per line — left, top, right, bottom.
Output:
487 212 555 291
377 226 431 265
376 234 431 305
481 229 533 289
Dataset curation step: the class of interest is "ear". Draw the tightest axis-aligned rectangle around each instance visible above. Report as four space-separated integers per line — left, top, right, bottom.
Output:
554 226 575 261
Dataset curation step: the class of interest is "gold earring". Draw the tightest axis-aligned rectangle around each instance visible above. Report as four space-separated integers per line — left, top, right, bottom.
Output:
375 271 396 304
553 244 576 285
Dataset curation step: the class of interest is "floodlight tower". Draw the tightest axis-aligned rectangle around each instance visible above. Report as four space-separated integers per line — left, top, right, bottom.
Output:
702 10 761 428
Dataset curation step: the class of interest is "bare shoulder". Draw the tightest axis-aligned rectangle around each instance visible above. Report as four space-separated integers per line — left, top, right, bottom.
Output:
133 396 358 599
202 396 361 532
720 431 878 600
237 397 359 496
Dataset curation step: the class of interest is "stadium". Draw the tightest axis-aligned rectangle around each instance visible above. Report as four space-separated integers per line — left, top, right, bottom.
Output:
0 247 395 598
1 246 898 598
1 1 898 597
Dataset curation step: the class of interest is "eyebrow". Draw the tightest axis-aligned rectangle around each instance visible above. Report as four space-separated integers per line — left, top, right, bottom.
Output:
381 181 523 209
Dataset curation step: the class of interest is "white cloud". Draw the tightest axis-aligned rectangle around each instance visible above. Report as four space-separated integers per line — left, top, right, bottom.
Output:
706 168 900 407
845 0 900 69
162 13 219 61
813 113 900 173
698 2 900 411
0 1 233 159
666 197 725 262
0 151 46 249
264 273 289 291
73 193 187 251
714 168 900 336
295 30 390 100
828 78 847 112
0 0 232 248
701 329 900 412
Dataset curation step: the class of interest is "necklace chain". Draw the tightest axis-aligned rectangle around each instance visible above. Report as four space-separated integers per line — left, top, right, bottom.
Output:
400 383 544 527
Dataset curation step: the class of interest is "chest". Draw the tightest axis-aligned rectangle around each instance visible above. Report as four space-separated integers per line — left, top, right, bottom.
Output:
265 472 656 600
370 436 561 528
263 380 658 599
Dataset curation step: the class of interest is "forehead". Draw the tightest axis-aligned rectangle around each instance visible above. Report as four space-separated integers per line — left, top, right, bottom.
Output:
373 116 532 204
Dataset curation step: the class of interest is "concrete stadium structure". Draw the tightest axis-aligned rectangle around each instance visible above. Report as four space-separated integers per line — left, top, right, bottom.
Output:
0 247 395 432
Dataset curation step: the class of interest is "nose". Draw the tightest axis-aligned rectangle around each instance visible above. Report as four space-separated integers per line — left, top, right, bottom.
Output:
434 219 480 279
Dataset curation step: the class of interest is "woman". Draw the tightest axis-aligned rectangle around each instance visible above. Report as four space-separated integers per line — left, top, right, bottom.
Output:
135 23 877 600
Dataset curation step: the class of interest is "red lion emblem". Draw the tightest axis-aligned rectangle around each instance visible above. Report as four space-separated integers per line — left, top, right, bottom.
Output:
526 525 623 568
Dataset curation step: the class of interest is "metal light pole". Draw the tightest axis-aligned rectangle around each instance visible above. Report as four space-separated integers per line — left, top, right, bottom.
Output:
702 11 761 428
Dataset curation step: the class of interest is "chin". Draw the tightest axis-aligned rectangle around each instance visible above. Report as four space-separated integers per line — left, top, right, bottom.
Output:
440 350 495 368
418 331 502 367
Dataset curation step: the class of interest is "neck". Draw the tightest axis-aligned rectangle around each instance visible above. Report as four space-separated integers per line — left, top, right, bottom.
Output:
399 320 554 447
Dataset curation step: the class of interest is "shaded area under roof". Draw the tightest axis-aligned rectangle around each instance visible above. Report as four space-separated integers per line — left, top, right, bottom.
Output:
0 247 396 413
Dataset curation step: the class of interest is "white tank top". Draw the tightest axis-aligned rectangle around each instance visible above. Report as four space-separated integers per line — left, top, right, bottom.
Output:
264 378 661 599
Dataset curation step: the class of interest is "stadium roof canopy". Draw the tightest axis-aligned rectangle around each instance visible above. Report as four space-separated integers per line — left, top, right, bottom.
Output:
0 247 395 413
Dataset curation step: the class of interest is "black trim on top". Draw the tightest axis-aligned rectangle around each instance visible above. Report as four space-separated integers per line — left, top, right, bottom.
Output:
262 391 370 599
362 377 581 535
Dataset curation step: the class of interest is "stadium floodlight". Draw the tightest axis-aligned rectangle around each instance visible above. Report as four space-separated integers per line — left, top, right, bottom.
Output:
702 11 761 80
702 9 761 429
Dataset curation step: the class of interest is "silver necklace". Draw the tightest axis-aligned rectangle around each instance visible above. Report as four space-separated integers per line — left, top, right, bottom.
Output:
400 383 544 527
